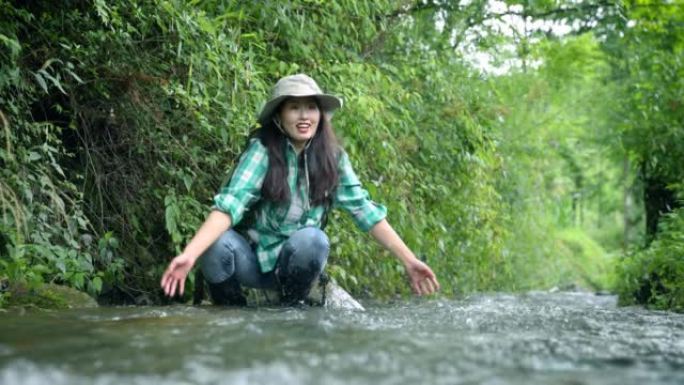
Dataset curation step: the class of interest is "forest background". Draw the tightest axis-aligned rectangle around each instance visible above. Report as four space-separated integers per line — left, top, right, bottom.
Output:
1 0 682 310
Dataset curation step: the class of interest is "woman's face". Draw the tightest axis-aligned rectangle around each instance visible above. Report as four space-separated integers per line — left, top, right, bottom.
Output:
278 97 320 149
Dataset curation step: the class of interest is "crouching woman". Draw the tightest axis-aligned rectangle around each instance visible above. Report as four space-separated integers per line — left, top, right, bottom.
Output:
161 74 439 305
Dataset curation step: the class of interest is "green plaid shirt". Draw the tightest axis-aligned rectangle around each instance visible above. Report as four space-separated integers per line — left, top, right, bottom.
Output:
213 138 387 273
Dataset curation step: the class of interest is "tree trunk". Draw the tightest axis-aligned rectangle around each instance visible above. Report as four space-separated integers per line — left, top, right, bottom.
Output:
643 172 679 244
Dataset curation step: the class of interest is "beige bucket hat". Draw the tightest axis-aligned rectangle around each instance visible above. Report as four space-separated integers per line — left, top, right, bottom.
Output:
258 74 343 125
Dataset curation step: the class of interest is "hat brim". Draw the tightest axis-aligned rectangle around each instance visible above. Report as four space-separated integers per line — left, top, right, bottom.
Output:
258 93 342 124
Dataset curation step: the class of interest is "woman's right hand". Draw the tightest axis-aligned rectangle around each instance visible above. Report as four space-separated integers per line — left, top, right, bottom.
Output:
161 253 196 297
160 210 232 298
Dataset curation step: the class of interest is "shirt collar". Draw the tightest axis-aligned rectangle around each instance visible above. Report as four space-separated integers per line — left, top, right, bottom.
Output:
285 138 313 154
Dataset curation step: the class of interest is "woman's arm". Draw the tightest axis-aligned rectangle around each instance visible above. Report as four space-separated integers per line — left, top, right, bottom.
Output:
332 151 439 295
161 210 232 297
369 218 440 296
162 139 268 298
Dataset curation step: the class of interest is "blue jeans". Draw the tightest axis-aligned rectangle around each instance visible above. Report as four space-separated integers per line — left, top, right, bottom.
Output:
200 227 329 303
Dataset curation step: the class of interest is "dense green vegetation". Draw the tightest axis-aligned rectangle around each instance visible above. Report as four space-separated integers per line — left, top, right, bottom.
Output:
616 207 684 311
0 0 682 309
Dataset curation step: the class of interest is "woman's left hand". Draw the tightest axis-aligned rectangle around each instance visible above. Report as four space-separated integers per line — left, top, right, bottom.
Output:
367 219 440 296
404 258 440 296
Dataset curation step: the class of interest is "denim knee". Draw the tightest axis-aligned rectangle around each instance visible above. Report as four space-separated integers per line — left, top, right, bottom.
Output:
280 227 330 274
276 227 330 303
200 230 243 284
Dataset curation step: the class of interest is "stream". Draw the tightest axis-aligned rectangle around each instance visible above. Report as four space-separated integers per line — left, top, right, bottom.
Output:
1 291 683 385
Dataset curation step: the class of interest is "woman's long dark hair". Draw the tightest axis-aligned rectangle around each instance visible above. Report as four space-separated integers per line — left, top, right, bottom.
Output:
256 101 340 206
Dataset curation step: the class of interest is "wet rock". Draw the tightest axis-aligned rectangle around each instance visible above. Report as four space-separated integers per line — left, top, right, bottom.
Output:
244 277 365 311
320 280 365 311
5 282 98 309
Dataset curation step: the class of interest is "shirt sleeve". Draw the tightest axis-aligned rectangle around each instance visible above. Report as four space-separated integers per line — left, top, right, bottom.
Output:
333 151 387 232
213 139 268 225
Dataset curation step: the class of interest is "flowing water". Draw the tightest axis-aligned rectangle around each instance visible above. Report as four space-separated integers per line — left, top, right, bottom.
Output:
1 291 683 385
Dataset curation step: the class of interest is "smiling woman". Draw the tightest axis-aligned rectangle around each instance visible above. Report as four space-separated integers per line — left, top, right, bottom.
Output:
276 97 320 149
160 74 440 305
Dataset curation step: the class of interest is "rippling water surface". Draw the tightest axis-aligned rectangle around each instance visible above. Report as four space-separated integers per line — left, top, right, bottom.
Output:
1 292 683 385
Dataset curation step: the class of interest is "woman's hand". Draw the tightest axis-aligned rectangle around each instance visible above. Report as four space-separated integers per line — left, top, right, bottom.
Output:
368 219 441 296
161 253 196 297
403 258 440 296
160 210 232 298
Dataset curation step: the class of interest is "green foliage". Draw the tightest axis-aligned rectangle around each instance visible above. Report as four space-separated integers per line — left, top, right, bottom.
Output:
0 1 122 302
616 208 684 312
0 2 120 302
610 4 684 184
603 3 684 310
488 32 625 292
553 228 615 290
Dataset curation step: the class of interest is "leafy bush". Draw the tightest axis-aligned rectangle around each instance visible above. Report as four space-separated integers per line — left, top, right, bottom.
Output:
0 3 123 301
616 207 684 312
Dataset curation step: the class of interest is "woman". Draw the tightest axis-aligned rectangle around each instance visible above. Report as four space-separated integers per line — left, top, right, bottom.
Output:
161 74 439 305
